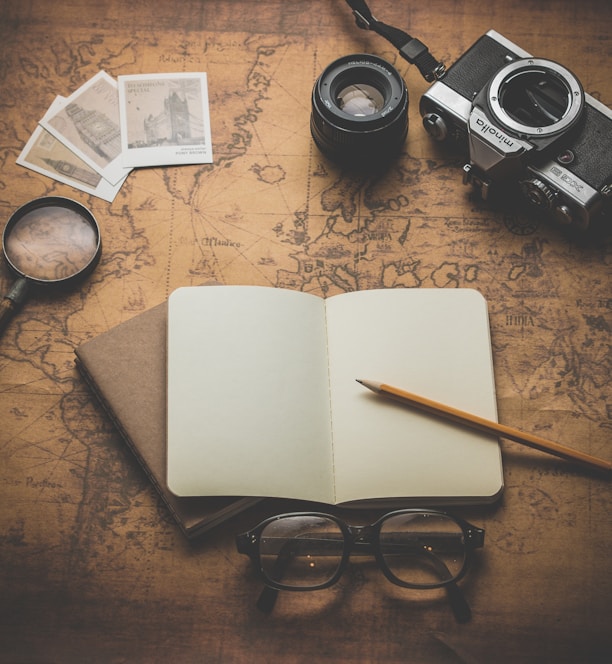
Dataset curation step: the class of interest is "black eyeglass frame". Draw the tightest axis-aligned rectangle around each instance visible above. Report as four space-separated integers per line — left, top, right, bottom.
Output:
236 508 485 592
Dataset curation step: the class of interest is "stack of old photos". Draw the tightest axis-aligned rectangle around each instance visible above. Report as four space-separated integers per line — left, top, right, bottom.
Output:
17 71 213 202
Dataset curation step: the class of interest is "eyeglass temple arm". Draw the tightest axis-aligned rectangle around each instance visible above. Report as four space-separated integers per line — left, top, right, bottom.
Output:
256 585 279 613
445 580 471 623
422 552 471 623
242 530 477 558
236 527 484 558
235 533 294 614
255 541 297 614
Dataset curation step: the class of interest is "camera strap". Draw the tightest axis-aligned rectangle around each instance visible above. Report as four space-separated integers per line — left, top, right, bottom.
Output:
344 0 445 81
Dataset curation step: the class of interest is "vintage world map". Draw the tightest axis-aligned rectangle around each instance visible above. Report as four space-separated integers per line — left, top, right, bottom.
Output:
0 7 610 661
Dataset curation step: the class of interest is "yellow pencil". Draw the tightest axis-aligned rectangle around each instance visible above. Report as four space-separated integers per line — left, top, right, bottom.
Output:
357 379 612 476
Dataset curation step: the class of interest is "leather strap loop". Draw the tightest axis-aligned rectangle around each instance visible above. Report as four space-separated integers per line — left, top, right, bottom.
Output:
344 0 446 81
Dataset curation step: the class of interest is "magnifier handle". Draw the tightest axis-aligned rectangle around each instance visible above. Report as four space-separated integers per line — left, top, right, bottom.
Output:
0 278 29 335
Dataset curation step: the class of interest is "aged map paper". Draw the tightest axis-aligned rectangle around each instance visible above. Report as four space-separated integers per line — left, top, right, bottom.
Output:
0 2 610 662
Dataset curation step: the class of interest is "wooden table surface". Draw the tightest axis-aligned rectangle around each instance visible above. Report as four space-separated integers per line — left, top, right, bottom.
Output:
0 1 611 662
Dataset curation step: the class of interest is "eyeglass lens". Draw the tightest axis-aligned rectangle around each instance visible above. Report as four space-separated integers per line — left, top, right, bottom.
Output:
259 512 466 590
260 515 344 588
379 512 466 586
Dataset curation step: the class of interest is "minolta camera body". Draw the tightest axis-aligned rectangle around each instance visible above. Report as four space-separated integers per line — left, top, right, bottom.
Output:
420 30 612 230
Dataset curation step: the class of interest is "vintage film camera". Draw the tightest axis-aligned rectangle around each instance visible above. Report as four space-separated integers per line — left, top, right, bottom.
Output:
420 30 612 230
325 2 612 231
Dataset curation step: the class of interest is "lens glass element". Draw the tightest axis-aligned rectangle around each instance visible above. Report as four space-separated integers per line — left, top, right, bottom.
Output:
336 84 385 116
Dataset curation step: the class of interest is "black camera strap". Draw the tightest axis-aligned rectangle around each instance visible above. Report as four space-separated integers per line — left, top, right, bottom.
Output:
345 0 445 81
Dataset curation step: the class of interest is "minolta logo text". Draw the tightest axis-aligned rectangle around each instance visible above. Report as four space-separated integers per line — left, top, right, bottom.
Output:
475 117 515 148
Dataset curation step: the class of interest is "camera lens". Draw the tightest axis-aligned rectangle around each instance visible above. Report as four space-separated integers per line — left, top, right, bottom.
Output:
488 58 584 137
311 54 408 168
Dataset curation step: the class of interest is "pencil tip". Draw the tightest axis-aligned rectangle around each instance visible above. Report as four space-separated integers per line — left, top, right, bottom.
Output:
356 379 381 392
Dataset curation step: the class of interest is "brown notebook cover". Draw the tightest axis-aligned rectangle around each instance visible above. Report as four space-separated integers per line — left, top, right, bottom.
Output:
74 300 260 539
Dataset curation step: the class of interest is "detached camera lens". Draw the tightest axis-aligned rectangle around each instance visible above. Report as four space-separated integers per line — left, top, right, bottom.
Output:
311 54 408 168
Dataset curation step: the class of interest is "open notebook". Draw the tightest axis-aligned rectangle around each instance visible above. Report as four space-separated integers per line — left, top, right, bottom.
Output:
167 286 504 506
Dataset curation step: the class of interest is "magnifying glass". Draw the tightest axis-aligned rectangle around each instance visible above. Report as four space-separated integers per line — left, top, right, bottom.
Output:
0 196 102 335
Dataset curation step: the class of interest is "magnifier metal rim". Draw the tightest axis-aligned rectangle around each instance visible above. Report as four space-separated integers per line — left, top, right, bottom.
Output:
488 57 584 137
2 196 102 286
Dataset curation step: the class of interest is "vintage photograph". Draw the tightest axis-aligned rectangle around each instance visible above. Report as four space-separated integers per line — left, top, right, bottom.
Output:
118 72 213 167
40 71 131 185
17 121 126 202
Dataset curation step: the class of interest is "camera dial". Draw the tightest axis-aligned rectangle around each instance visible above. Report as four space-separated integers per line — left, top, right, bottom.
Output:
422 112 448 141
311 54 409 169
520 178 556 208
521 176 584 226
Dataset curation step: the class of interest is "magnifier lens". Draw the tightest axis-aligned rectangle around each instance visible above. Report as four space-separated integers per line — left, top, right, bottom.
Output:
4 204 99 282
1 197 101 336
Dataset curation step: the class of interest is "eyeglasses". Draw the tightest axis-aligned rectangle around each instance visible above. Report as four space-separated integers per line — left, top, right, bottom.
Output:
236 509 484 623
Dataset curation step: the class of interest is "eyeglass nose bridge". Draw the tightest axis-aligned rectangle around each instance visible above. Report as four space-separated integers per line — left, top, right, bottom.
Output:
344 523 379 553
